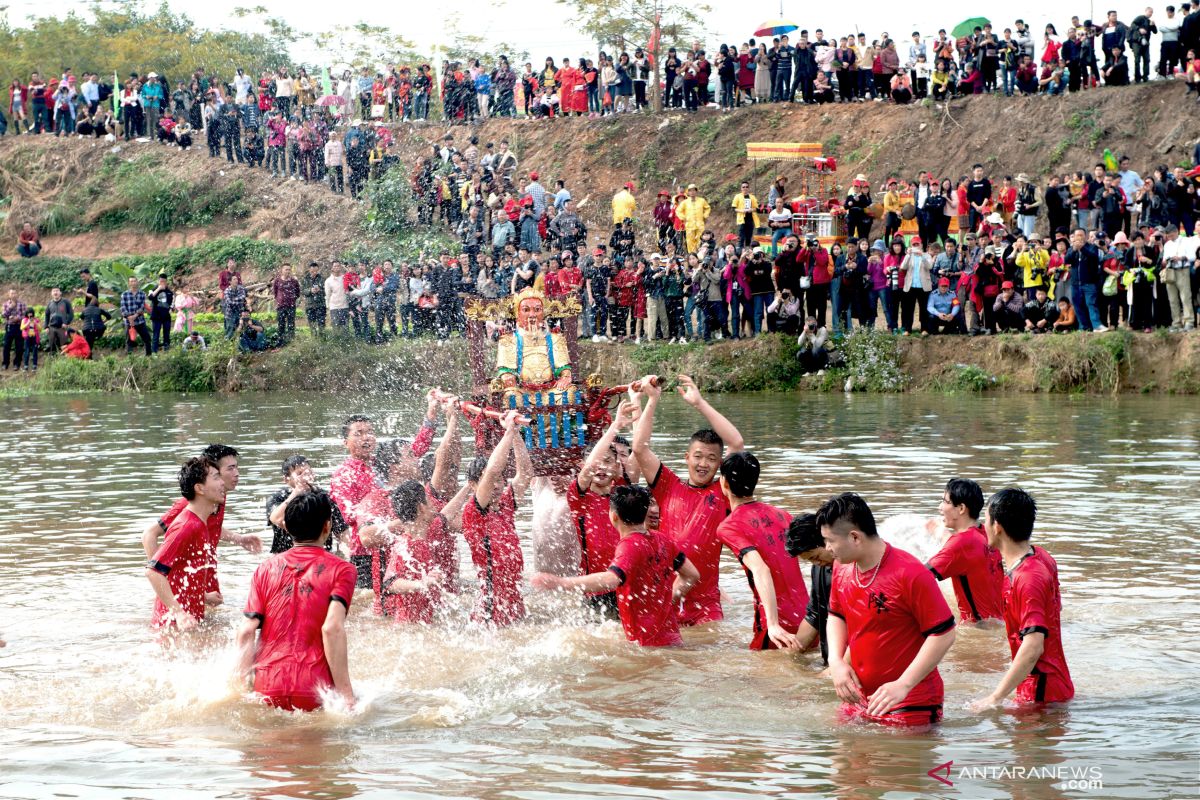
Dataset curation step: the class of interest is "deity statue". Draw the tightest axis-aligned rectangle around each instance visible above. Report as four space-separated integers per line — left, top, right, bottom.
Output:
495 288 573 390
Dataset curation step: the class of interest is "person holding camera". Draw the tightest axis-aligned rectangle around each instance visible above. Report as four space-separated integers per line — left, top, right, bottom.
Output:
746 247 775 335
796 315 829 373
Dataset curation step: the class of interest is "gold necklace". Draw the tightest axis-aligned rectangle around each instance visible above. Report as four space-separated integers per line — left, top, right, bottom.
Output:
854 544 888 589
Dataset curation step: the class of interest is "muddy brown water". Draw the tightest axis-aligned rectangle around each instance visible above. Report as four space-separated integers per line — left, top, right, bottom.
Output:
0 392 1196 799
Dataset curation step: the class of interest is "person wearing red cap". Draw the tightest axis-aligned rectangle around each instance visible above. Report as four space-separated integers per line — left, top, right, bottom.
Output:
926 276 963 334
992 281 1026 331
524 172 547 218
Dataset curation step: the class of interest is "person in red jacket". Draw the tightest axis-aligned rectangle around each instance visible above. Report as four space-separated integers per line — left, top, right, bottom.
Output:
971 488 1074 710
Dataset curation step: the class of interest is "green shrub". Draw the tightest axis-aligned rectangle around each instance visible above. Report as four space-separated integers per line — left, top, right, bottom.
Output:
933 363 997 393
1030 330 1131 393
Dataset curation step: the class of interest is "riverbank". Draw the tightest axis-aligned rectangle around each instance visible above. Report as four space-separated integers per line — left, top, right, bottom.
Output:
3 329 1197 396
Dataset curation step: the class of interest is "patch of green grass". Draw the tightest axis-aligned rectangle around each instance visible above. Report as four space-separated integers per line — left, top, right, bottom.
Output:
932 363 997 393
841 329 909 392
822 133 842 155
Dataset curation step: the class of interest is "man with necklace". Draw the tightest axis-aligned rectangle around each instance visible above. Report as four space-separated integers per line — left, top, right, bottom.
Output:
818 492 957 727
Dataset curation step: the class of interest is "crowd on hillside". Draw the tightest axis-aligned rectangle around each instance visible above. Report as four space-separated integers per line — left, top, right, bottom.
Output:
8 141 1200 375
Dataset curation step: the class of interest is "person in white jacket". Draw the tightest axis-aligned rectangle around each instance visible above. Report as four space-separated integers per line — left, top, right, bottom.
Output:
324 263 350 329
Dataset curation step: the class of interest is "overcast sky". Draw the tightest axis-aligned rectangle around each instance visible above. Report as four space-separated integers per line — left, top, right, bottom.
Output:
2 0 1156 62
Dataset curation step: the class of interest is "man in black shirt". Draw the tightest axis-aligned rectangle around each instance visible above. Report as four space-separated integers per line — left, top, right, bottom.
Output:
267 456 348 553
966 164 993 233
786 512 834 666
746 248 775 334
79 268 100 307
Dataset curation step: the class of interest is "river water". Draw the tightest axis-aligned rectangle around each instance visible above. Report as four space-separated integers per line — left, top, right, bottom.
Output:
0 392 1197 799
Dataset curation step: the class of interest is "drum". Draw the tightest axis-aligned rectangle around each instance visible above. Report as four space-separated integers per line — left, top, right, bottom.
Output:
866 202 884 218
901 202 917 220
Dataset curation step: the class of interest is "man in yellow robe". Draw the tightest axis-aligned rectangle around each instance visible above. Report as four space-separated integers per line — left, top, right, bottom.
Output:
612 182 637 225
676 183 711 254
729 181 760 247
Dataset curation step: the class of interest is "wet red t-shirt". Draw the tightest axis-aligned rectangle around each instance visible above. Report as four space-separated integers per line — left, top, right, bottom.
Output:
1004 546 1074 705
829 544 955 724
244 546 356 711
716 501 809 650
927 524 1004 622
149 508 214 627
160 497 223 595
567 478 619 595
608 530 685 647
649 464 727 625
381 520 446 624
461 486 526 626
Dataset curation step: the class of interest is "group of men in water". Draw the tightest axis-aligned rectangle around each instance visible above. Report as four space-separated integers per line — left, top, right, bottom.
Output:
143 377 1073 725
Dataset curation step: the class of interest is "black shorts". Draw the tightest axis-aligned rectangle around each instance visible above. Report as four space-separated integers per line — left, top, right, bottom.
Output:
350 554 374 589
585 592 619 621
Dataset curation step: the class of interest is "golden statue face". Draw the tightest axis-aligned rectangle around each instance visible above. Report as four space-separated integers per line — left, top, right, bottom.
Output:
517 297 544 329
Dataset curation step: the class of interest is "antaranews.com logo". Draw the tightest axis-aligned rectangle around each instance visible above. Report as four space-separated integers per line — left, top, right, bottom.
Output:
927 761 1104 791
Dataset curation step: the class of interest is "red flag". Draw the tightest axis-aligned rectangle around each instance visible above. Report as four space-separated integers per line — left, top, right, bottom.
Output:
646 14 660 65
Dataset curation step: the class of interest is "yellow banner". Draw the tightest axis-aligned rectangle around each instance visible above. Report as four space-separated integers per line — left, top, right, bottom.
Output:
745 142 824 161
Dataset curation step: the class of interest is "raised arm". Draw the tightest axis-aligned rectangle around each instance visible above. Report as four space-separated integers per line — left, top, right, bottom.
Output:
580 401 635 492
475 412 519 509
439 482 473 534
511 424 534 501
676 374 744 452
631 376 664 482
429 400 460 497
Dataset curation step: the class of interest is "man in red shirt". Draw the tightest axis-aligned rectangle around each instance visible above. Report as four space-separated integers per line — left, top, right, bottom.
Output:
331 399 436 588
927 478 1004 623
533 485 700 646
971 488 1074 710
632 374 745 626
568 401 636 617
819 492 957 727
461 411 533 626
715 451 806 650
363 479 470 624
145 457 227 630
236 488 357 711
142 444 260 607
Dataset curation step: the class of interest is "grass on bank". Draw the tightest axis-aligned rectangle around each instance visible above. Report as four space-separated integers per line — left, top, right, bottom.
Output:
0 237 293 292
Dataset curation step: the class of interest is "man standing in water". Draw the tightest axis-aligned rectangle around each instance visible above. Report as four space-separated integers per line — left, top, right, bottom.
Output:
786 513 835 665
236 488 357 711
533 485 700 647
142 444 260 607
460 411 533 627
568 402 636 617
818 492 957 726
331 399 436 590
145 457 227 630
632 374 744 626
971 488 1074 710
715 451 805 650
926 478 1004 623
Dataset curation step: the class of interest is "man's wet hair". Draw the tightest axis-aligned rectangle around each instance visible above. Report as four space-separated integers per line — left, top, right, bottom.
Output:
202 443 239 462
785 513 822 557
341 414 372 439
179 456 219 500
420 453 437 483
390 480 428 522
987 488 1037 543
689 428 724 449
613 435 632 450
285 488 333 542
610 484 651 525
466 456 488 484
945 478 985 519
815 492 878 538
281 454 309 476
719 451 760 498
373 439 412 481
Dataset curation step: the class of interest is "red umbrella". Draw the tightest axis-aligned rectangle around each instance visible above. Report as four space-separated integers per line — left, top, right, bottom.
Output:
316 95 345 107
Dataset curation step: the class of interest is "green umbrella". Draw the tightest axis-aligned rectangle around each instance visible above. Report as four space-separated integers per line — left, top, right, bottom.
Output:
951 17 990 39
